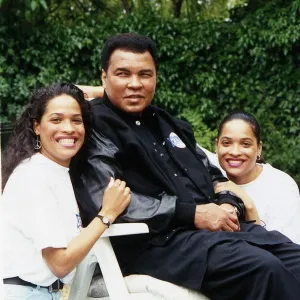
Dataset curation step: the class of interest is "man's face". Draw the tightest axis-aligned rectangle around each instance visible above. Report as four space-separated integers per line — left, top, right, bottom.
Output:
102 49 157 114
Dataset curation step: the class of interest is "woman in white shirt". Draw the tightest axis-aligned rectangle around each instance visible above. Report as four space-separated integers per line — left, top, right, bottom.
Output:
1 83 131 299
205 111 300 244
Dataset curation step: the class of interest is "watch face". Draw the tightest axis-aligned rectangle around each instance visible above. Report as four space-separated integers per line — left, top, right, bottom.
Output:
103 216 109 224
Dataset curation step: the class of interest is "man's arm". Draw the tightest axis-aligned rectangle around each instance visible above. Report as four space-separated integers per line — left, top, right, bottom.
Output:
76 85 104 100
71 129 177 234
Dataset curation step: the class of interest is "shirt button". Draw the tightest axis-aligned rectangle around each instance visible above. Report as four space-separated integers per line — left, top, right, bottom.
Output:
154 149 158 152
162 141 165 146
153 142 157 146
184 168 188 171
174 173 178 177
135 121 141 126
160 153 164 157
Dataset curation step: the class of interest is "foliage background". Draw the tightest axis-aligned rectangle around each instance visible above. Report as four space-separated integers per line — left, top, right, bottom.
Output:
1 0 299 185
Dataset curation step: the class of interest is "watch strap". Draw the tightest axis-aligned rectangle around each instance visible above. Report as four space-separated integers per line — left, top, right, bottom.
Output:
96 214 111 227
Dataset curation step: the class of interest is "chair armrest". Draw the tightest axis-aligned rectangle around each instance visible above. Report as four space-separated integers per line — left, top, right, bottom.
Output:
69 223 150 300
92 223 149 300
101 223 149 238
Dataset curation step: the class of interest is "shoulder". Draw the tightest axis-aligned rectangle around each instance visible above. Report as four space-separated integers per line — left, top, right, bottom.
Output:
260 163 299 195
88 98 112 120
8 155 47 182
263 164 297 184
9 154 66 186
88 98 106 120
88 97 104 109
153 105 194 136
87 128 118 153
3 155 51 203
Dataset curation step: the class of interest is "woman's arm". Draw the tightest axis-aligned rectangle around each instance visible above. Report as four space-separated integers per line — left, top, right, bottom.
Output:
42 178 130 278
214 181 261 224
76 85 104 100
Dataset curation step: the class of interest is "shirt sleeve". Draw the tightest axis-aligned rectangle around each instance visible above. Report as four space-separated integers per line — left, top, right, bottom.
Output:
71 129 177 234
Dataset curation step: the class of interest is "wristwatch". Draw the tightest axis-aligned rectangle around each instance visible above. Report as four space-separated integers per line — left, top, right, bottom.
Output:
96 215 111 227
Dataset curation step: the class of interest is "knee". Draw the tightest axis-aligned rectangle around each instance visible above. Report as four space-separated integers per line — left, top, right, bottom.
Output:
257 254 284 275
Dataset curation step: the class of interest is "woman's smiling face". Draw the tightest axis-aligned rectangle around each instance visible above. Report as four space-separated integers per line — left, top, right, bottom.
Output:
33 94 85 167
216 119 262 184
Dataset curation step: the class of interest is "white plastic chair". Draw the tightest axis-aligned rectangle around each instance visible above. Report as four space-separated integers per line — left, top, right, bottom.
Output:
68 223 209 300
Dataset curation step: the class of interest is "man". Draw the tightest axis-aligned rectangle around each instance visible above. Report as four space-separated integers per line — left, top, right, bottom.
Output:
71 33 300 300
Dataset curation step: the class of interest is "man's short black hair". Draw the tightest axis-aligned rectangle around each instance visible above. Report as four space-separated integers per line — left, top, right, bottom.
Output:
101 33 158 72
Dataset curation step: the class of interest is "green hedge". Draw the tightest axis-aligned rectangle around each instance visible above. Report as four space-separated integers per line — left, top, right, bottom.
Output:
1 0 299 185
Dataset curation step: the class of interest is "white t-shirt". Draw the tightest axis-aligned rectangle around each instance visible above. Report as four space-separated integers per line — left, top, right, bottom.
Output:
1 153 82 285
200 146 300 244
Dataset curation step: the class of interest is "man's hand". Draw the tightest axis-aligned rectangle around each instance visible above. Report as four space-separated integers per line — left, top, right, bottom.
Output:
219 203 237 214
194 203 240 232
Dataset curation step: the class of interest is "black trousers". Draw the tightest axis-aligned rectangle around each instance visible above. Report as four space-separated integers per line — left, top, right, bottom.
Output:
125 225 300 300
201 240 300 300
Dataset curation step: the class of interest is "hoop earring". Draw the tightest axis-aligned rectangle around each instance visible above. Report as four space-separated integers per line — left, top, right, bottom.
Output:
34 135 41 150
257 155 261 161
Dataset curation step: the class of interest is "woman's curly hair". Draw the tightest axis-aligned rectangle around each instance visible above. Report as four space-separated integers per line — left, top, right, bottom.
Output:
2 83 89 190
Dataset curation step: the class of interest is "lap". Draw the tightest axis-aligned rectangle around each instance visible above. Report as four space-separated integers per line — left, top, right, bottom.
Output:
206 240 284 276
206 237 300 274
202 239 300 299
128 225 299 291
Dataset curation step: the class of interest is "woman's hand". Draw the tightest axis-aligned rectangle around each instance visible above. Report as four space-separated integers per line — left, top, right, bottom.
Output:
100 177 131 223
214 181 261 224
43 178 130 278
215 181 253 208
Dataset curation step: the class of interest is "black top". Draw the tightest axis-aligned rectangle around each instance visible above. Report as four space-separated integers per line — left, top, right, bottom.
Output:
71 95 245 235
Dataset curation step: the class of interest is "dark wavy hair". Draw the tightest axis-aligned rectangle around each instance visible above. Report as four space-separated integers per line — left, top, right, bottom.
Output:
2 83 89 190
217 111 264 163
101 32 158 72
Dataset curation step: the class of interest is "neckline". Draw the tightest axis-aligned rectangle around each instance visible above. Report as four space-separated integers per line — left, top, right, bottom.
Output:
33 153 70 171
238 164 265 187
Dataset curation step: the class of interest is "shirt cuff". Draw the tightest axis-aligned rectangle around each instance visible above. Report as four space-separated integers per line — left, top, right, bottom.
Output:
175 202 196 226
